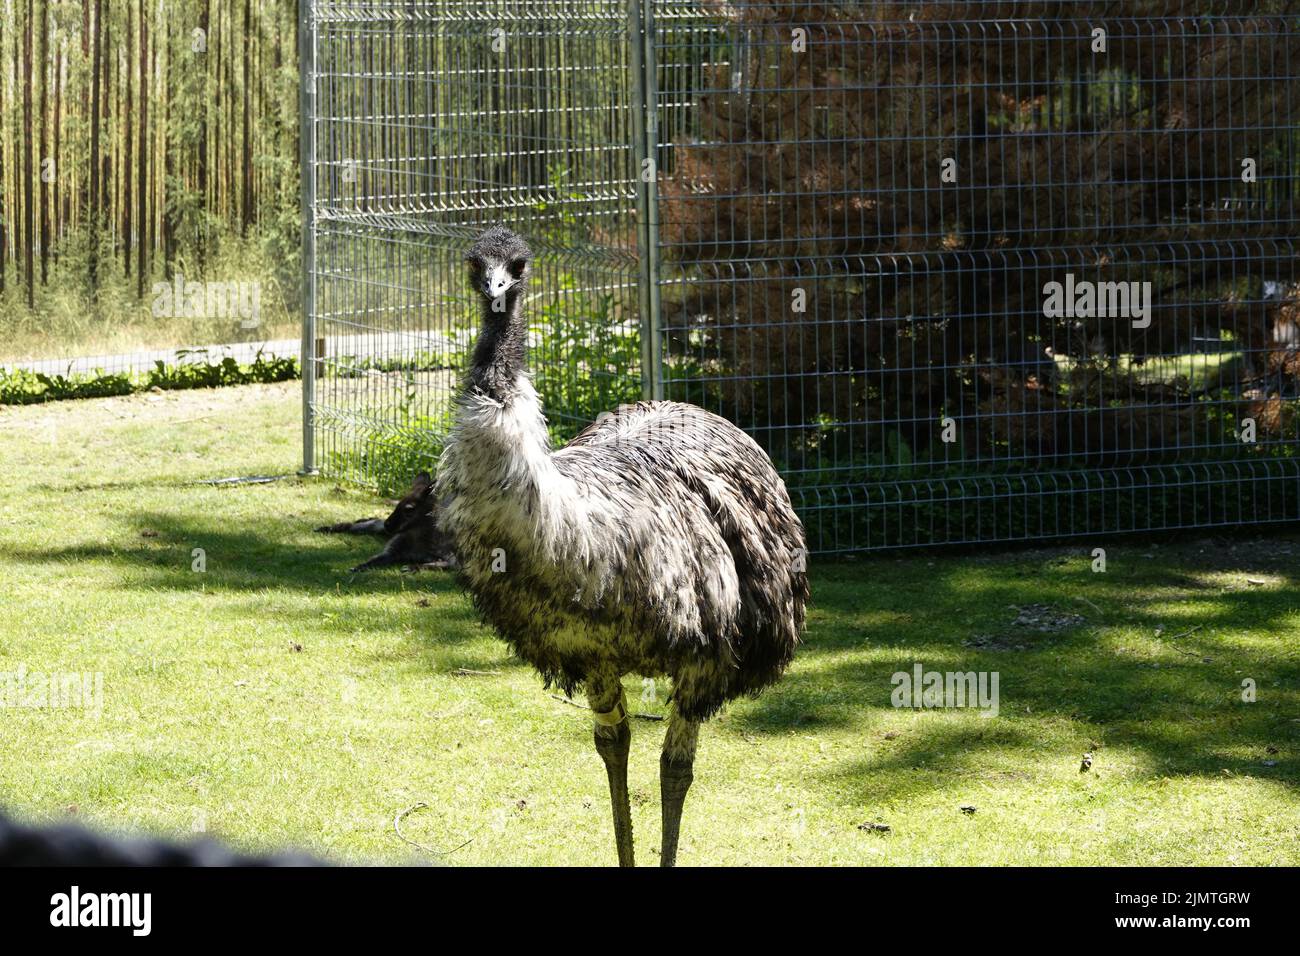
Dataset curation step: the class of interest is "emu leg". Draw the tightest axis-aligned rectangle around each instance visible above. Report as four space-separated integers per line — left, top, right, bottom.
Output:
660 710 700 868
590 685 634 867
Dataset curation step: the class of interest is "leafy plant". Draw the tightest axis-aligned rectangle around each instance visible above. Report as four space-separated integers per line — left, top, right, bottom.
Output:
531 273 641 445
0 352 299 406
326 407 457 498
147 353 298 390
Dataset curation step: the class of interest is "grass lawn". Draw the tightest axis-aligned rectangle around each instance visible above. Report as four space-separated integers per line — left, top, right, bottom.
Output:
1 382 1297 866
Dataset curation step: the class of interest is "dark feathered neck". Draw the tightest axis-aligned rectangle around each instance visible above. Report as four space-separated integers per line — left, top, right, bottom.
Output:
468 287 528 403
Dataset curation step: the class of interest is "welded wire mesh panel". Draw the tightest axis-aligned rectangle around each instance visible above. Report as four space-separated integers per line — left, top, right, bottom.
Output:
306 0 642 490
650 0 1300 550
307 0 1300 550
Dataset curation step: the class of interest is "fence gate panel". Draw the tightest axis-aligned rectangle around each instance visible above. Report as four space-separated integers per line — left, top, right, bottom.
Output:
303 1 644 493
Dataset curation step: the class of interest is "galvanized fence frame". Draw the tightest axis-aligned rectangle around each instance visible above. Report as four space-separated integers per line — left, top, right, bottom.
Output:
302 1 1300 551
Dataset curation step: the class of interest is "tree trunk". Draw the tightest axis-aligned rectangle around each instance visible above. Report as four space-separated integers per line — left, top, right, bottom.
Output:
23 0 35 308
11 6 21 282
226 4 234 227
136 0 147 298
52 38 63 265
0 11 7 296
146 9 154 266
101 0 112 223
122 0 133 278
212 2 221 222
88 0 102 289
162 12 174 277
196 0 209 272
241 0 252 236
37 0 48 285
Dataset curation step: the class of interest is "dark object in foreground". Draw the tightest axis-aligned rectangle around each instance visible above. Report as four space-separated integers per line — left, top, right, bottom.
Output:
0 810 327 866
315 471 456 572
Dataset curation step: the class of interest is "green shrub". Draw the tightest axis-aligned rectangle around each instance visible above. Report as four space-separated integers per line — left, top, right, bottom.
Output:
147 353 298 390
0 367 135 404
0 352 299 406
325 408 456 498
531 273 641 445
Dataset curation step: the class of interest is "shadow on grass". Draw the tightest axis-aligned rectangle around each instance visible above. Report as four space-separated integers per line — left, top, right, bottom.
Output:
7 505 448 591
11 504 1299 803
731 550 1299 801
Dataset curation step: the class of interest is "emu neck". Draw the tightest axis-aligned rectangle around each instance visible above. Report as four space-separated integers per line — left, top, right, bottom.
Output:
448 282 562 526
468 288 528 404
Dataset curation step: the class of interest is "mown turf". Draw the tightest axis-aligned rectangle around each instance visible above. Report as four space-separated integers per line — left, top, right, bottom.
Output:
0 383 1297 865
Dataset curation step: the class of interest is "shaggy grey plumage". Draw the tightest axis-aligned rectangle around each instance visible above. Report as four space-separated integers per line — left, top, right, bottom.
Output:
437 225 808 866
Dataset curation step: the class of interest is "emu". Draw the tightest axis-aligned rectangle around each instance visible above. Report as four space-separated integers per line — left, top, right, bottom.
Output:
436 226 809 866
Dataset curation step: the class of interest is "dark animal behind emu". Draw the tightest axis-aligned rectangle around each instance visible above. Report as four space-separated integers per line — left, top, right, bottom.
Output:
316 471 455 572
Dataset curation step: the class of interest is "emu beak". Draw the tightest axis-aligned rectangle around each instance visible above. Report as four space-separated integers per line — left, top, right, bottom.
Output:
483 265 511 300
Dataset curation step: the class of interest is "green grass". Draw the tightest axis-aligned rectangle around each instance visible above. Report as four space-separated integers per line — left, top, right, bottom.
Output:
1 382 1297 865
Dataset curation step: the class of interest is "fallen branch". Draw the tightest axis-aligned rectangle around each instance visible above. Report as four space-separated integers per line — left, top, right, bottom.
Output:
1074 595 1103 615
392 802 475 858
1163 624 1208 659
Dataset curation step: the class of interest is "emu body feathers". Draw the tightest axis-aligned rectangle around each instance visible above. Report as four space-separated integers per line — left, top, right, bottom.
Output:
438 375 807 720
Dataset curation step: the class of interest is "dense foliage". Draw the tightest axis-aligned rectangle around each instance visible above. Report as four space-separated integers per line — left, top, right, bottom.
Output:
0 352 298 405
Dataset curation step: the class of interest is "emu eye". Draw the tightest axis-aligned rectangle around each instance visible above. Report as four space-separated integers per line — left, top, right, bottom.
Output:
508 258 526 279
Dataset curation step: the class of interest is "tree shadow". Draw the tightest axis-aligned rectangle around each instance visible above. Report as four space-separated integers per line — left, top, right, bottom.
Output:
6 505 457 596
730 542 1299 804
10 499 1297 806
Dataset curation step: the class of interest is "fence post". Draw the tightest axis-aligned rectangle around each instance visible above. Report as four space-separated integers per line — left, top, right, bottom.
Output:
629 0 663 401
298 0 318 475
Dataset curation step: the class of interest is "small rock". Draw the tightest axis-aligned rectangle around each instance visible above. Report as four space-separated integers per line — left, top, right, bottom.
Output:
959 804 977 815
857 821 891 833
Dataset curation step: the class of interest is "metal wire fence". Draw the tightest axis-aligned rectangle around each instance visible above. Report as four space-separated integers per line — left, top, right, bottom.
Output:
303 0 644 490
302 0 1300 550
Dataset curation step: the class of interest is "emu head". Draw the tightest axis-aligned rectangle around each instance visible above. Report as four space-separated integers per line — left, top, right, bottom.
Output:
465 226 532 309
